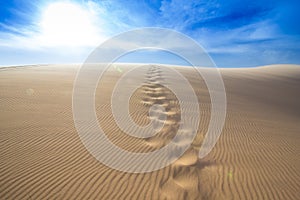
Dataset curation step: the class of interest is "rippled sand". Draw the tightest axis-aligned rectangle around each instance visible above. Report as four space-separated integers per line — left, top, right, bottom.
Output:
0 64 299 199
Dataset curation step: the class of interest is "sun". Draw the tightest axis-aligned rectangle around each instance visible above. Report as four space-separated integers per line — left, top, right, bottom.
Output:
39 2 99 47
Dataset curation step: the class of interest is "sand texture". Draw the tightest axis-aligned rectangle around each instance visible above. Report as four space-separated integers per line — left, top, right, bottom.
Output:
0 64 299 199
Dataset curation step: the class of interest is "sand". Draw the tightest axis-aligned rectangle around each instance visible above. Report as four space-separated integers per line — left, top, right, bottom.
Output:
0 64 299 199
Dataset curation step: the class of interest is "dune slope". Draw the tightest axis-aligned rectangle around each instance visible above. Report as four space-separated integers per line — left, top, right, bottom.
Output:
0 64 299 199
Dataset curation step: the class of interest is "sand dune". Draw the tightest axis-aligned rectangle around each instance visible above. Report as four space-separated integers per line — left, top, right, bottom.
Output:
0 64 299 199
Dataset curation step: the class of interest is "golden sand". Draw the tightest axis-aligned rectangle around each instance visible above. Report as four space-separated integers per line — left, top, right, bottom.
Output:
0 64 299 199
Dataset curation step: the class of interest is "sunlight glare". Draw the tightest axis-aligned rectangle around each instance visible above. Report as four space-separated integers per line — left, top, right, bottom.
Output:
40 2 100 47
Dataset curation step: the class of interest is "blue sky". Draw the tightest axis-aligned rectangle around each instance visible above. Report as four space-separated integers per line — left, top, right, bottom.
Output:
0 0 299 67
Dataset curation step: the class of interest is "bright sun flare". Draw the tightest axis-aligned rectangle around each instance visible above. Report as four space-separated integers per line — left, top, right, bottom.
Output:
40 2 99 47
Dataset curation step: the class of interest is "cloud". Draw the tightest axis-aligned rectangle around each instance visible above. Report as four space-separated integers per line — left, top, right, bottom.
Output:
157 0 272 30
153 0 300 67
0 0 299 67
0 1 109 65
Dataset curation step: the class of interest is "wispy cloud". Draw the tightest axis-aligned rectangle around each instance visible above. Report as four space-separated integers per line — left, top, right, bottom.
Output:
0 0 299 67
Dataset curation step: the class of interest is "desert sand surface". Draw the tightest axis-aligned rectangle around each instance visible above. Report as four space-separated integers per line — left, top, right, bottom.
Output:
0 64 299 199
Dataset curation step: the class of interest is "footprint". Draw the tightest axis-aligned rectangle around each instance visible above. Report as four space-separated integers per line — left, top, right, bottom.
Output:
174 148 198 166
160 178 187 200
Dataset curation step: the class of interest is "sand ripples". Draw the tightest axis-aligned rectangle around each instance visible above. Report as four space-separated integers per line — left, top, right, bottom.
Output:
0 64 299 199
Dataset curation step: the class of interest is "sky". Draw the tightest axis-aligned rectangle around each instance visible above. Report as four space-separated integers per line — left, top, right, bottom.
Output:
0 0 300 67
